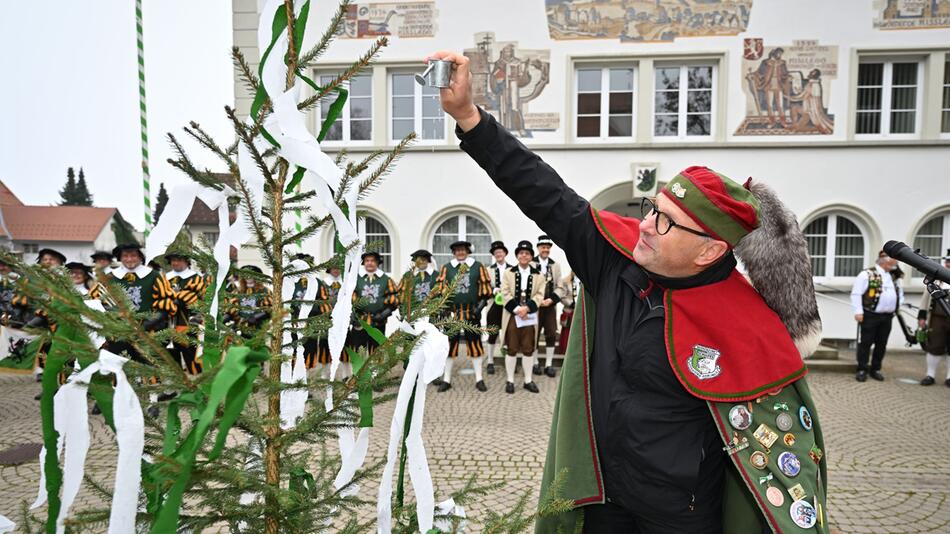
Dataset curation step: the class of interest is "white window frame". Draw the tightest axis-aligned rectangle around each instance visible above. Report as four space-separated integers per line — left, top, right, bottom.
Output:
651 62 717 142
387 70 447 145
941 57 950 138
314 72 373 147
360 214 394 268
911 212 950 280
22 243 39 254
854 58 923 140
430 213 495 267
572 64 638 143
805 213 869 280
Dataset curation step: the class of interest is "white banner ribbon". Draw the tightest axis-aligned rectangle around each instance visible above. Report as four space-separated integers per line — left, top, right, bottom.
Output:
279 258 318 428
0 515 14 533
377 318 449 533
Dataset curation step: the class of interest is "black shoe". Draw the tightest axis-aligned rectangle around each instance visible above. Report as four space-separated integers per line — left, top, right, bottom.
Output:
34 391 42 400
431 377 444 387
146 406 160 419
475 380 487 392
870 371 885 381
35 372 43 383
532 364 542 376
157 392 178 402
544 366 556 378
505 382 515 394
437 382 452 392
945 378 950 388
486 363 495 375
524 382 540 393
856 370 868 382
91 403 102 415
921 376 935 386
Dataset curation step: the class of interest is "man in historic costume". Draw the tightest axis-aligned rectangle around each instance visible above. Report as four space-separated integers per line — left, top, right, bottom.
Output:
850 251 903 382
498 240 544 394
751 47 791 128
434 51 827 533
13 248 67 386
165 249 207 375
105 243 179 359
555 270 579 356
228 265 272 337
532 235 567 378
66 261 94 296
90 250 114 276
302 263 343 377
434 240 493 392
918 249 950 387
398 249 440 316
486 240 511 375
346 251 399 378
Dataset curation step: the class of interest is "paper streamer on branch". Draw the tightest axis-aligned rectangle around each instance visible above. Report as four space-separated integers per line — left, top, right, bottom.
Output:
30 350 143 534
279 258 318 428
377 319 449 533
434 498 467 532
0 515 14 533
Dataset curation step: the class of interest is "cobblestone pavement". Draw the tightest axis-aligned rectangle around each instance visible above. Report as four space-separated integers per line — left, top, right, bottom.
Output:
2 353 949 533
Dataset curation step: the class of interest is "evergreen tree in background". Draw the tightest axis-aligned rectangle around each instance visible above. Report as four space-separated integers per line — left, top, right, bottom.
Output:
153 182 169 223
74 167 94 206
57 167 78 205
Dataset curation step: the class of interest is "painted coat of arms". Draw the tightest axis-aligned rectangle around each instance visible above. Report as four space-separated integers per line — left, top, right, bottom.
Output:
688 345 722 380
361 283 380 304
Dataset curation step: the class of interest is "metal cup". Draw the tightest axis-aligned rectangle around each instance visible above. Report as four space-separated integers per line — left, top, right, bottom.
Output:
414 59 453 88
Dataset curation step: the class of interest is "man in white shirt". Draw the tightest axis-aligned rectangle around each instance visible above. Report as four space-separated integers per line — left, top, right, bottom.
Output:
850 251 904 382
486 240 511 375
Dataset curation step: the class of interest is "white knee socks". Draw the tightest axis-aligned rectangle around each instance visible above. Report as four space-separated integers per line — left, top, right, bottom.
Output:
443 357 454 383
523 356 535 384
925 353 950 379
543 347 553 368
505 355 517 383
473 356 483 382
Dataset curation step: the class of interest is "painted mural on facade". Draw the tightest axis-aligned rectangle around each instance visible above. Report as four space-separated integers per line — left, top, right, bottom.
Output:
463 32 557 138
873 0 950 30
339 1 437 38
734 39 838 136
545 0 752 42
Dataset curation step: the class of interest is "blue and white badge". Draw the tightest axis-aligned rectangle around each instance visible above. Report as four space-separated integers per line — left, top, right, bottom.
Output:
778 451 801 477
789 500 817 528
799 405 813 431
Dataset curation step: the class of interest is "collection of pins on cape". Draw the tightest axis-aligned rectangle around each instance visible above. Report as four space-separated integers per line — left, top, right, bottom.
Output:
726 388 822 529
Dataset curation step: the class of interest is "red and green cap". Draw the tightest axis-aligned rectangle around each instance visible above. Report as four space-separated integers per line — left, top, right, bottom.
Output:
659 166 760 247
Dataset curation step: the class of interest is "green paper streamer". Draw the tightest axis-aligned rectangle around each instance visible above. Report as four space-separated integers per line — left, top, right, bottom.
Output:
317 87 348 142
345 347 374 428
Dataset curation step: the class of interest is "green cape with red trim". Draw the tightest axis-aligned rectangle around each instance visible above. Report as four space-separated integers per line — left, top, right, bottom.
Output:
535 209 828 534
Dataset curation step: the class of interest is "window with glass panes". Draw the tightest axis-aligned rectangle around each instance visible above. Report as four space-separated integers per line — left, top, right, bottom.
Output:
855 61 920 135
575 66 635 139
318 74 372 142
391 72 444 141
431 214 493 268
912 213 950 278
942 59 950 134
654 65 714 138
362 215 393 268
804 214 866 277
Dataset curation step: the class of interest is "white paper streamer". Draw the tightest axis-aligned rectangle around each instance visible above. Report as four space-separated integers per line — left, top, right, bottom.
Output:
377 319 449 533
279 258 318 428
0 515 14 533
434 498 467 532
29 350 143 534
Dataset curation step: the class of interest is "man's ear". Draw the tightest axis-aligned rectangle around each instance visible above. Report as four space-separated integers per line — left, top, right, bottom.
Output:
695 240 729 268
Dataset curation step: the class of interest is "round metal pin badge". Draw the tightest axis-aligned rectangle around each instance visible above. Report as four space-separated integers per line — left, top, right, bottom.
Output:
789 499 817 528
766 486 785 507
799 405 813 431
750 450 769 470
778 451 801 477
776 412 794 432
729 404 752 431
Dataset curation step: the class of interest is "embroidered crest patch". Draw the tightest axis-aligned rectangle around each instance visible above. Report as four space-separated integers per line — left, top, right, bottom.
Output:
670 182 687 198
124 286 143 309
361 283 380 303
687 344 722 380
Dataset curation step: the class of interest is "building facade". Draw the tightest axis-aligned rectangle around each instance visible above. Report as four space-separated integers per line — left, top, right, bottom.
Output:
233 0 950 346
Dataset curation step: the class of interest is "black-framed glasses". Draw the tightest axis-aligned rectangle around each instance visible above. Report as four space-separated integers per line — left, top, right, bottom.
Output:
639 197 712 238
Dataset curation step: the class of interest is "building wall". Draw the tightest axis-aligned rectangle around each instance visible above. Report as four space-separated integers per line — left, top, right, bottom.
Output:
234 0 950 347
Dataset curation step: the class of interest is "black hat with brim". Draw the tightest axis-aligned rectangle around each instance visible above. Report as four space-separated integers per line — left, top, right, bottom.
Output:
37 248 67 265
410 249 432 261
65 261 91 274
90 250 113 261
514 240 534 256
536 235 554 247
489 241 508 254
449 241 472 253
361 251 383 265
112 243 145 261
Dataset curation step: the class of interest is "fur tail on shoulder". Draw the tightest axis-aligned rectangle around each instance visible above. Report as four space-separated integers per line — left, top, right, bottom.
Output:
735 180 823 358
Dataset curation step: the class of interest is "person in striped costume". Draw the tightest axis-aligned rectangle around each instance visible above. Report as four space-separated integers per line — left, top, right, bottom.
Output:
398 249 440 316
435 240 492 392
13 248 66 388
345 251 399 378
165 250 207 375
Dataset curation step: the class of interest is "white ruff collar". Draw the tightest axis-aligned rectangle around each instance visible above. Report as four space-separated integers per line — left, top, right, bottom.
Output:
450 257 475 268
111 264 152 279
166 269 196 280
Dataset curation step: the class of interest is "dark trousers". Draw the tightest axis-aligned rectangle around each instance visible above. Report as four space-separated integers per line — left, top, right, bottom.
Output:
857 311 893 372
171 341 202 374
583 500 723 534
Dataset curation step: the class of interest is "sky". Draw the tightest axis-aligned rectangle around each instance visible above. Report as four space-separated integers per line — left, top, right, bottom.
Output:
0 1 236 231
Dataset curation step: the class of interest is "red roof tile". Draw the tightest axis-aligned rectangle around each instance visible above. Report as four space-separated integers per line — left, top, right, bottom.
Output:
1 206 116 242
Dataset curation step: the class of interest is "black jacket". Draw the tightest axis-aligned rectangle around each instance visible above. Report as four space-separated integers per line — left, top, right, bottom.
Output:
458 108 727 518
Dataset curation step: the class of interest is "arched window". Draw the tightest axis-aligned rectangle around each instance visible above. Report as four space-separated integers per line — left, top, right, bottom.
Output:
912 212 950 278
804 214 866 277
362 215 393 268
431 213 494 267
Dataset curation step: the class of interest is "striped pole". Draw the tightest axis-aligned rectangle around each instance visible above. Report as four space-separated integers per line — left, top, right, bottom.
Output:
136 0 152 236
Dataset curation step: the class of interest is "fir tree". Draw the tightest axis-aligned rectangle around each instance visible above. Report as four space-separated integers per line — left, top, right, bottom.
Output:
57 167 78 205
9 2 565 532
74 167 94 206
153 182 169 223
